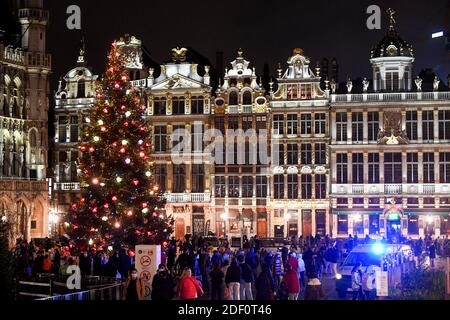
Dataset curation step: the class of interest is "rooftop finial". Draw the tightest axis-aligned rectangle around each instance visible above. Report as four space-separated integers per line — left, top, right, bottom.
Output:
237 48 244 58
77 36 86 64
387 8 396 30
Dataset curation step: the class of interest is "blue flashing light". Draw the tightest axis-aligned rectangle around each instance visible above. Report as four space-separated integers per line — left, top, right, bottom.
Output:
373 243 385 255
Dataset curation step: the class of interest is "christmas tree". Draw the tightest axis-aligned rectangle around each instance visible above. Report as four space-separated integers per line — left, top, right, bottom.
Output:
65 42 173 248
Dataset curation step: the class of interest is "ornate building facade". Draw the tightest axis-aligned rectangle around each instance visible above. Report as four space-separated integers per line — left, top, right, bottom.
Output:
0 0 51 244
329 17 450 240
269 48 330 238
132 47 213 240
211 49 270 238
53 42 97 221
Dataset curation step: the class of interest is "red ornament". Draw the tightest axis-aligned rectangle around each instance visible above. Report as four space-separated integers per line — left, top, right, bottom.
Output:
103 108 108 113
142 203 148 208
112 196 118 202
132 179 139 186
101 126 107 132
89 147 95 153
114 83 120 89
121 105 126 110
92 208 98 213
120 148 126 153
81 198 85 203
124 122 129 127
103 204 109 209
71 203 77 209
152 212 158 217
81 146 86 152
139 152 145 158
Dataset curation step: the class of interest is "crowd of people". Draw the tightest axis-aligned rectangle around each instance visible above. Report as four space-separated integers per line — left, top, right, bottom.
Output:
11 232 450 301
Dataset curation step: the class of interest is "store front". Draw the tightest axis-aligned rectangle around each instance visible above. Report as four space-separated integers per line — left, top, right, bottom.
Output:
332 209 383 237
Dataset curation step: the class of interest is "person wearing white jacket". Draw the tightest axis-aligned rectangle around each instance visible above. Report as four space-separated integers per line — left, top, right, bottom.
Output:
297 252 306 288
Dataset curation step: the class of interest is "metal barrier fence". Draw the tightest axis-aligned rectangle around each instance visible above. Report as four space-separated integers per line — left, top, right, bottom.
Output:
37 282 125 301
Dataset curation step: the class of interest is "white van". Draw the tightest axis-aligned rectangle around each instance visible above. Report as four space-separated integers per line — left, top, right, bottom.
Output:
335 243 413 298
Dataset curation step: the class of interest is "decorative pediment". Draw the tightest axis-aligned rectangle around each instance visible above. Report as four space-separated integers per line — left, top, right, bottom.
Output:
273 166 285 174
300 166 313 174
314 166 326 174
151 74 206 90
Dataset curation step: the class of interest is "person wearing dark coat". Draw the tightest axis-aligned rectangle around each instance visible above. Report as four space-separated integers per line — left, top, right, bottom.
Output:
281 243 289 271
167 238 177 270
238 255 254 300
175 249 189 275
303 247 315 278
209 262 224 300
93 252 103 276
199 247 210 293
255 266 275 300
151 267 175 300
225 258 241 300
118 249 131 279
104 255 118 278
79 252 92 276
429 243 436 268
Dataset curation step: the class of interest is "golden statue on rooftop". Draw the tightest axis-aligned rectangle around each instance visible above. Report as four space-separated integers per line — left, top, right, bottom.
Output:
387 8 396 29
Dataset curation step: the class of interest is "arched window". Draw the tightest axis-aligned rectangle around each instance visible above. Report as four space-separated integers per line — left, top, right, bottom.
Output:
229 91 238 106
242 91 252 105
29 130 37 148
77 80 86 98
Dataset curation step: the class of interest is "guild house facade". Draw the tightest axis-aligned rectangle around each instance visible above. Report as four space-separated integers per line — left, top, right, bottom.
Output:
51 10 450 241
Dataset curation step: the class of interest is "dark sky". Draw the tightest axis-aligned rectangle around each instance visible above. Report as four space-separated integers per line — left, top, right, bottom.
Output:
47 0 449 90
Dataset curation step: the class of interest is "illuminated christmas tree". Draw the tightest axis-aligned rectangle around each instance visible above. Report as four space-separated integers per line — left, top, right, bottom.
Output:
65 42 173 248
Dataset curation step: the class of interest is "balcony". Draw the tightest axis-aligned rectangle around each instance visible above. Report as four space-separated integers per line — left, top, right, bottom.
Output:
0 179 47 192
53 182 81 191
164 192 211 203
332 183 450 195
331 91 450 103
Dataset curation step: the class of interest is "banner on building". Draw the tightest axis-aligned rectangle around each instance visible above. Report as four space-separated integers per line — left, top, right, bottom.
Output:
135 245 161 300
376 270 389 297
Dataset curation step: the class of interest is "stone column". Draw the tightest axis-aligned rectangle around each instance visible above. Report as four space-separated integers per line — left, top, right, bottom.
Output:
417 110 423 143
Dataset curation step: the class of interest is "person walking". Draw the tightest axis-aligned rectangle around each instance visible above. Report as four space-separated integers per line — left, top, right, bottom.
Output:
351 262 365 300
209 262 225 300
225 257 241 300
284 264 300 300
123 267 145 301
428 242 436 268
151 265 175 300
362 267 376 300
176 267 204 300
238 255 254 300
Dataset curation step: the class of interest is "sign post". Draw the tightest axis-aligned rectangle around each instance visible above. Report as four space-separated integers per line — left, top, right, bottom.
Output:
446 257 450 300
135 245 161 300
376 270 389 298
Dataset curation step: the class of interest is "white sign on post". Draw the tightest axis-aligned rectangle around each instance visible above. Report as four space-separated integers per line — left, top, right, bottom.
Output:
376 270 389 297
135 245 161 300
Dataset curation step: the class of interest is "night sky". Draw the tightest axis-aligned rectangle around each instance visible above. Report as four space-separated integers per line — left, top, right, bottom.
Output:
45 0 449 90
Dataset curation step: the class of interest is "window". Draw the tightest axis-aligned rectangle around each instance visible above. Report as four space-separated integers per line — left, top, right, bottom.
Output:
287 174 298 199
368 112 379 142
439 110 450 140
384 153 402 183
229 91 238 105
368 153 380 183
406 111 418 141
154 164 166 192
315 143 326 165
337 215 348 235
301 144 312 164
336 112 347 142
316 210 326 236
440 152 450 183
423 153 435 183
301 174 312 199
242 116 252 131
274 174 284 199
173 165 185 193
242 176 253 198
256 176 267 197
242 91 252 105
369 215 380 235
191 164 204 193
77 80 85 98
153 97 166 115
336 154 348 184
273 142 284 166
172 96 185 115
154 126 167 152
256 116 266 132
300 114 312 135
228 117 239 130
287 114 298 135
385 71 399 92
191 123 203 152
58 116 67 142
273 114 284 135
287 144 298 165
70 116 78 143
314 113 326 135
214 117 225 136
214 176 226 197
287 84 298 100
352 112 363 143
315 174 326 199
422 111 434 142
406 153 418 183
352 153 364 184
228 176 239 197
191 96 204 114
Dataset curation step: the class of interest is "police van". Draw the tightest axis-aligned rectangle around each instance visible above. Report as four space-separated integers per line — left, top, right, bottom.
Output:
335 243 413 298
